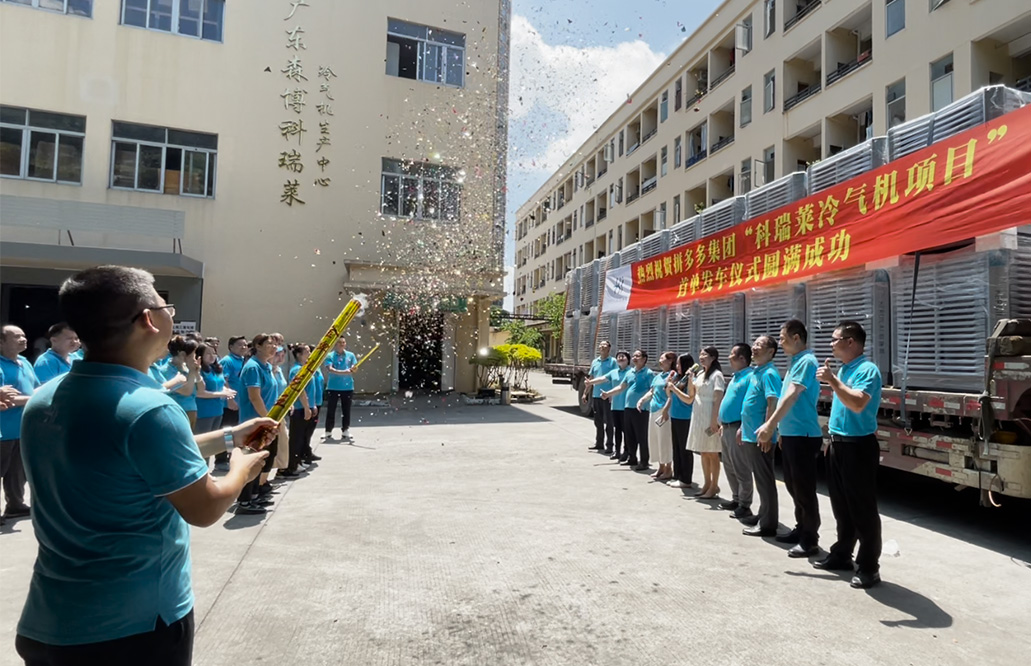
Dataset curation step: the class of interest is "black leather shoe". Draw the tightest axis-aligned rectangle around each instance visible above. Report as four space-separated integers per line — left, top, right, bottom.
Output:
3 505 30 519
738 514 760 526
742 525 777 537
813 556 855 571
588 445 604 451
620 459 638 466
235 503 267 516
718 500 739 511
775 529 800 544
307 454 323 462
731 506 754 520
632 463 650 471
788 544 819 558
609 452 621 460
850 571 881 589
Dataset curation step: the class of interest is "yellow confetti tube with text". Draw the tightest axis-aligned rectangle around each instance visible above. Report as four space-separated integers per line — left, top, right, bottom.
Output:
245 298 363 447
352 342 381 370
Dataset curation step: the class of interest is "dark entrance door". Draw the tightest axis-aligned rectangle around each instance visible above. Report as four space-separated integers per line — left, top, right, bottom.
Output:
398 310 443 391
2 285 62 362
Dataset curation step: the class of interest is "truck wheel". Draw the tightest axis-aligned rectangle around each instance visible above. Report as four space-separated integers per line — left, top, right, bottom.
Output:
576 377 593 417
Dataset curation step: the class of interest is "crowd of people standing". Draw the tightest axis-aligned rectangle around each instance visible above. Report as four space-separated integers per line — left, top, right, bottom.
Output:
583 319 884 590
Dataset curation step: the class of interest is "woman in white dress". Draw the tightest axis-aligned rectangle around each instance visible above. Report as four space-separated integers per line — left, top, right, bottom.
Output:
686 346 726 499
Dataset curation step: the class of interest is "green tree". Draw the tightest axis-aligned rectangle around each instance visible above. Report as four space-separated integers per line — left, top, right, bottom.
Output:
500 319 544 349
536 292 565 344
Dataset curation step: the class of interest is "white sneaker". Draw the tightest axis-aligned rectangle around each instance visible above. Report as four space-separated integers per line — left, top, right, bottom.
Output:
666 480 685 488
342 429 352 440
298 462 310 471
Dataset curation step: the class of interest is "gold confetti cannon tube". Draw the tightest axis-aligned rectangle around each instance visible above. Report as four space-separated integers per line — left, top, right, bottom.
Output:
246 298 363 447
353 342 380 370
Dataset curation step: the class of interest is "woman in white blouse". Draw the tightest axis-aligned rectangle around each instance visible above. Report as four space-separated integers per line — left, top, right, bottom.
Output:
685 346 725 499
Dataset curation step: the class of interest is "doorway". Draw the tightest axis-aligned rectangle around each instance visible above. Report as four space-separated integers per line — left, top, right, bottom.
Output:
2 285 62 361
398 310 443 391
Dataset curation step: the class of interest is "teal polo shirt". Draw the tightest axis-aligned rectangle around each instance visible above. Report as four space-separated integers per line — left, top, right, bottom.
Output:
741 363 783 444
605 366 630 411
324 350 357 391
289 364 317 410
33 349 72 385
829 354 882 437
220 353 246 396
313 368 325 406
17 362 208 645
196 369 226 419
161 362 197 412
623 366 654 410
648 371 672 412
0 354 40 440
718 366 753 424
669 375 694 420
589 356 617 398
779 350 823 437
239 358 277 421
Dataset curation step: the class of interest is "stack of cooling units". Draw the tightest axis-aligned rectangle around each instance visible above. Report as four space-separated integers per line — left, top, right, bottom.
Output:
561 267 581 364
884 85 1031 392
562 85 1031 385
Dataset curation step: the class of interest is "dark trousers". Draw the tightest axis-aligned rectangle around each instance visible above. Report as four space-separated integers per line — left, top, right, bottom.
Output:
16 609 194 666
780 435 823 549
610 409 625 456
828 436 882 573
670 418 693 484
215 408 239 465
303 408 319 458
592 397 613 449
1 438 27 512
746 441 779 530
623 409 650 465
324 390 353 433
288 409 315 471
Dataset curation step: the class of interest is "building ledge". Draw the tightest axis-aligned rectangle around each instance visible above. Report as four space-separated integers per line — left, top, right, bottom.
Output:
0 241 203 278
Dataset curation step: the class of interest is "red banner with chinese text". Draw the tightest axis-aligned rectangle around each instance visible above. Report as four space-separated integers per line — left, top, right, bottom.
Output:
620 103 1031 312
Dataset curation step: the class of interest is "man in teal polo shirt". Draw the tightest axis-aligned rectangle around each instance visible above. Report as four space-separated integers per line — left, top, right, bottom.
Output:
582 340 617 453
215 335 250 470
718 343 755 522
756 319 824 558
602 350 654 470
32 322 80 385
15 266 272 665
739 335 783 538
1 324 40 521
323 337 358 441
815 320 884 589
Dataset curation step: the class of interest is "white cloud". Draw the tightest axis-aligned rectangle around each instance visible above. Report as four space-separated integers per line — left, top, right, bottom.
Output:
508 14 667 177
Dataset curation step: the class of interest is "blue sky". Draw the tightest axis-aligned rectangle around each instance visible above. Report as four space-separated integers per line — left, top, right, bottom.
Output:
504 0 723 307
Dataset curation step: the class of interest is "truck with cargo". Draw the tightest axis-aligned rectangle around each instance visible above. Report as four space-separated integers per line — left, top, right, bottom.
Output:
544 85 1031 503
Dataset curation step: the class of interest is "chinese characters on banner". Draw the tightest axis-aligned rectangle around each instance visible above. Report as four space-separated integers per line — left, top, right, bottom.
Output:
277 0 335 205
606 104 1031 313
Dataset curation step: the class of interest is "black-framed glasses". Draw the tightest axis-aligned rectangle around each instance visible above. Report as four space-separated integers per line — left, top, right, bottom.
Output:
830 335 852 344
131 304 176 323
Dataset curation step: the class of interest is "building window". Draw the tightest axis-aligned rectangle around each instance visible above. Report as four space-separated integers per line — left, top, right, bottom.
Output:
886 0 905 38
764 0 775 38
763 71 775 112
121 0 224 42
736 15 753 54
658 202 667 228
109 121 217 197
674 136 682 168
762 146 775 184
739 159 752 194
931 53 953 111
740 86 753 126
1 106 85 184
660 91 669 123
930 0 952 10
674 78 683 111
386 18 465 87
673 195 681 224
618 130 624 156
380 157 462 221
661 146 668 177
2 0 92 16
886 79 906 128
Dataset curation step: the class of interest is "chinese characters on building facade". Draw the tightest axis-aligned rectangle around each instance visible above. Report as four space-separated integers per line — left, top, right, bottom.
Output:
277 0 336 206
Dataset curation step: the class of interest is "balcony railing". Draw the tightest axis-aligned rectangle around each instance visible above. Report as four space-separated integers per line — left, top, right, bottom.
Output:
710 135 735 154
784 82 822 110
784 0 821 32
597 166 608 178
598 209 608 221
626 142 640 156
641 127 657 144
1017 75 1031 93
626 189 640 204
685 150 707 168
827 50 872 87
585 217 595 228
641 176 658 194
709 65 735 91
685 89 707 108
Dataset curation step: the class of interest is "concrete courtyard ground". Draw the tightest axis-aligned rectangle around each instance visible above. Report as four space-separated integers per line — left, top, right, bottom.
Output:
1 370 1029 665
